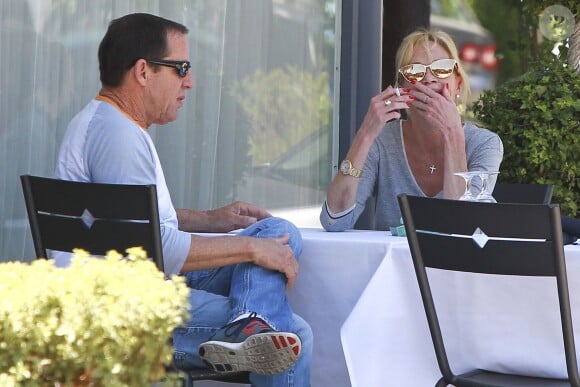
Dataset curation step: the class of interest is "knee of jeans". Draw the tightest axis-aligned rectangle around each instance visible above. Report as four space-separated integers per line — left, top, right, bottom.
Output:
253 217 303 257
293 315 313 355
273 217 304 256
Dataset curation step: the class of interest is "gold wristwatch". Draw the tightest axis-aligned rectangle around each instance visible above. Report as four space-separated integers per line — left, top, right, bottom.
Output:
339 159 362 178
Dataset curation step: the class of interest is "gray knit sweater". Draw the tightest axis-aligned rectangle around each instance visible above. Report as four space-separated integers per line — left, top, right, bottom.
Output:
320 120 504 231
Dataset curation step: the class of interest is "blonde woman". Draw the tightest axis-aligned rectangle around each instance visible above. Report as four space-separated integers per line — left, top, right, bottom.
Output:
321 28 503 231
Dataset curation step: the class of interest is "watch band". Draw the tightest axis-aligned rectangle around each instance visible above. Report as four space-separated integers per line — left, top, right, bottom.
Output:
340 160 362 178
347 167 362 178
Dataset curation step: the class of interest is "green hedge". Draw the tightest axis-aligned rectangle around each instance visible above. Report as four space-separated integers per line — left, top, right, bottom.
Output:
473 58 580 216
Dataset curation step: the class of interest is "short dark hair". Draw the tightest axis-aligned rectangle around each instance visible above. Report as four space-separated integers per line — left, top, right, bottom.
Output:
98 13 188 87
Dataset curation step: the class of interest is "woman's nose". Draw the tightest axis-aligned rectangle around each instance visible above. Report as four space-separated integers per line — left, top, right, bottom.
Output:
422 68 437 82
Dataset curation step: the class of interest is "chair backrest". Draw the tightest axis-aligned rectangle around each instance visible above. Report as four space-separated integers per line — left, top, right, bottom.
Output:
492 182 553 204
397 194 580 385
20 175 164 272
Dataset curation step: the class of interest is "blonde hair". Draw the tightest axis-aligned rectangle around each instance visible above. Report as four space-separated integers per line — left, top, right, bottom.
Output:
395 29 470 105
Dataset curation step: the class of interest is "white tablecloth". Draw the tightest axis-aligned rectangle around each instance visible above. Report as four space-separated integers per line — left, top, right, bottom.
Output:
342 242 580 387
288 229 399 387
191 228 580 387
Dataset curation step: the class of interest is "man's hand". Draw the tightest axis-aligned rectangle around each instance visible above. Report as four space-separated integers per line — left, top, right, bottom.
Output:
204 201 272 233
250 233 299 290
177 201 272 233
183 232 299 290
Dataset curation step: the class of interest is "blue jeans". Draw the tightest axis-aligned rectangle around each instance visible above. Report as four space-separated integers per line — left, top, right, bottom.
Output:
173 217 312 387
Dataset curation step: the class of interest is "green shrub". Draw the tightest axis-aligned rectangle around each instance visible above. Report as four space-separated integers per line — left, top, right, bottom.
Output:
473 57 580 216
0 248 190 386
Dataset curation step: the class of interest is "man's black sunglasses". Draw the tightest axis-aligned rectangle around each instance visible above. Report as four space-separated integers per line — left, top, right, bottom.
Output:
147 59 191 77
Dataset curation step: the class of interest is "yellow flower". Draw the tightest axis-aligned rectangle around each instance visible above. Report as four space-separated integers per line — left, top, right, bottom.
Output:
125 246 148 260
0 248 190 385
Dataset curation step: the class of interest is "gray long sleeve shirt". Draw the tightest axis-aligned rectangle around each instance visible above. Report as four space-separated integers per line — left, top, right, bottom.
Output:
320 119 504 231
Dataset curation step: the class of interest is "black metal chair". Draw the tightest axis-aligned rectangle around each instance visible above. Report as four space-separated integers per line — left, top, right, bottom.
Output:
490 183 580 243
20 174 164 270
398 194 580 387
20 175 250 386
492 182 553 204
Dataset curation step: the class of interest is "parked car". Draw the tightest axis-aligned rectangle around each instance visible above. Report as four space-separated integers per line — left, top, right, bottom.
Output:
430 0 498 103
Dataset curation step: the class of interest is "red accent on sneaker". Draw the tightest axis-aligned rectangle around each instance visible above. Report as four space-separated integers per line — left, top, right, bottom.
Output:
279 336 288 347
240 319 270 335
288 337 296 345
292 345 300 356
271 335 281 349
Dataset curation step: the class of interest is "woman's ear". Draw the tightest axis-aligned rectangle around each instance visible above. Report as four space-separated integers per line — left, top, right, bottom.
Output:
456 76 463 95
455 76 463 100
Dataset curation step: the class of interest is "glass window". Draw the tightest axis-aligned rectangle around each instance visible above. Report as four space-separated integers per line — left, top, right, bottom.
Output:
0 0 338 260
431 0 479 23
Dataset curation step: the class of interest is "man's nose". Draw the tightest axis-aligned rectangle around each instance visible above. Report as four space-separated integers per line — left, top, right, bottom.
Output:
183 72 195 89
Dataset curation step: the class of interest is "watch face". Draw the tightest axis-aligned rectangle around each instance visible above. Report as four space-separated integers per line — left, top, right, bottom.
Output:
340 160 351 174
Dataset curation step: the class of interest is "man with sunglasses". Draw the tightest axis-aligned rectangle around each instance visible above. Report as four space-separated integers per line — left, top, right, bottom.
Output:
320 28 503 232
54 13 312 386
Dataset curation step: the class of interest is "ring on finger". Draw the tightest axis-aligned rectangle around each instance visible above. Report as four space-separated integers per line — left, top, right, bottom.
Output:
423 95 429 104
384 99 392 106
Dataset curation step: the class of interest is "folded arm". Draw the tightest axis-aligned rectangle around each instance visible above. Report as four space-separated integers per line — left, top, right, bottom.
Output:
176 201 272 233
181 233 299 289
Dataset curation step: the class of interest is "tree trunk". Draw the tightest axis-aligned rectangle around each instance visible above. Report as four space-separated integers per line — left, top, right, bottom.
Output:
569 19 580 73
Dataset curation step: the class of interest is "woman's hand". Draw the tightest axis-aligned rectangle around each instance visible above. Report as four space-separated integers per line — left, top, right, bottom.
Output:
409 82 462 136
360 86 411 138
408 82 467 199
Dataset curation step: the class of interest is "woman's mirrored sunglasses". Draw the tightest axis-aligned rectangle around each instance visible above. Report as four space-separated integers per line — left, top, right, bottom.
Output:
147 59 191 77
398 58 457 83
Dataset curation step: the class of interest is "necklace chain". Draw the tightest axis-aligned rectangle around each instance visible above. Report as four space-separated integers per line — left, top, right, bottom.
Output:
401 121 438 176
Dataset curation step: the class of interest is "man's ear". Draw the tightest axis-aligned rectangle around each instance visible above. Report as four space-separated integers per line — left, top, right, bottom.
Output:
133 58 149 86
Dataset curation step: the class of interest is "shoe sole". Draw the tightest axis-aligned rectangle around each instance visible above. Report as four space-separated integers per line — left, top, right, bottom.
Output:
198 331 301 375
